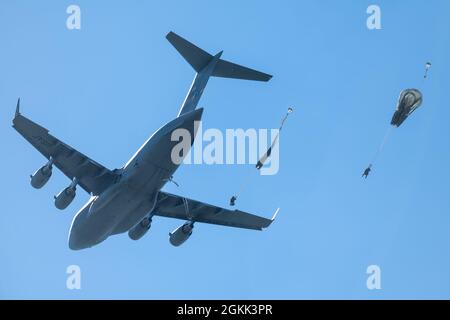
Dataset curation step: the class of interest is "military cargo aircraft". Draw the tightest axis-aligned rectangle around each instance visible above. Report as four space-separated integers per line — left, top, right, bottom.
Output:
12 31 278 250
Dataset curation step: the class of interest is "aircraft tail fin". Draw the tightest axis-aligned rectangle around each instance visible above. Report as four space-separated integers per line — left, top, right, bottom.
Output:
166 31 213 73
166 31 272 82
167 31 272 116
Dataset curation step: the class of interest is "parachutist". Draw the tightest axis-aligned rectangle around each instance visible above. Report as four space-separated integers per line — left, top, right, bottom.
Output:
362 165 372 179
230 195 237 206
231 106 293 209
424 62 432 79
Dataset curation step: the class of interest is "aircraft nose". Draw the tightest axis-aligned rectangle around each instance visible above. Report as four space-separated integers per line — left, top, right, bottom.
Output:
68 228 91 250
68 228 102 250
68 233 84 250
68 210 90 250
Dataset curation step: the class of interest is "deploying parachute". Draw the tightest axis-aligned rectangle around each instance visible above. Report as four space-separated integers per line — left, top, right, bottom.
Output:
390 89 423 128
229 107 293 206
362 62 431 179
424 62 432 79
256 107 293 170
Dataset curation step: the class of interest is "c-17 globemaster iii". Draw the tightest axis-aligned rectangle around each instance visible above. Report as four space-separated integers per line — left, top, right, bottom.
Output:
12 31 279 250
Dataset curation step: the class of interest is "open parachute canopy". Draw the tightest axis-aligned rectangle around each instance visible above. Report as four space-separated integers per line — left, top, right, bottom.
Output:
390 88 423 127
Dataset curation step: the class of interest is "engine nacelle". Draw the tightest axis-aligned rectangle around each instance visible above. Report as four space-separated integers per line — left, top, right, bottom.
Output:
128 217 152 240
30 158 54 189
169 222 194 247
54 178 77 210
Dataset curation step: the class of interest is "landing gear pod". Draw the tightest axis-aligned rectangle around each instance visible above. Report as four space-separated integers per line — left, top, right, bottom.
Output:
30 157 54 189
169 221 194 247
54 178 77 210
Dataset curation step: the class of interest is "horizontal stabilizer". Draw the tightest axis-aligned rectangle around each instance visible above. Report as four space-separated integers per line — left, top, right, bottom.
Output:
213 59 272 82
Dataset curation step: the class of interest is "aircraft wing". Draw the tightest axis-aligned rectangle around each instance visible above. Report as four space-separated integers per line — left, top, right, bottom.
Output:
12 102 118 195
154 191 278 230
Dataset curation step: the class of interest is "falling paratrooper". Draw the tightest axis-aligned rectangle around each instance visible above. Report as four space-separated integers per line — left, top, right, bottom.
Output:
362 62 431 179
362 88 423 179
230 106 294 206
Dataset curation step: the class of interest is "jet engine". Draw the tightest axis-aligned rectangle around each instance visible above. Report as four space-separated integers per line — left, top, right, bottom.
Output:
128 217 152 240
30 157 54 189
169 221 194 247
54 178 77 210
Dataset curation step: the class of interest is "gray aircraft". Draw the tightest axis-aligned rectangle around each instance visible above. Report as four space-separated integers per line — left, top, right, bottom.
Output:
12 31 278 250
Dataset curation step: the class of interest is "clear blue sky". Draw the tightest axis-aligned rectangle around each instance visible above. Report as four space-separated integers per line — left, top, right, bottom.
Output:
1 0 450 299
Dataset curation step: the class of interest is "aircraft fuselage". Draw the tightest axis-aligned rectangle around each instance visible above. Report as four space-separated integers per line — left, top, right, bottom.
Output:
68 108 203 250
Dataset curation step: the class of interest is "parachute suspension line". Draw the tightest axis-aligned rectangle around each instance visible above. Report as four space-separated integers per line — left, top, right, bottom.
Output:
229 169 257 206
230 130 282 205
371 125 394 163
229 107 294 206
364 125 394 178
